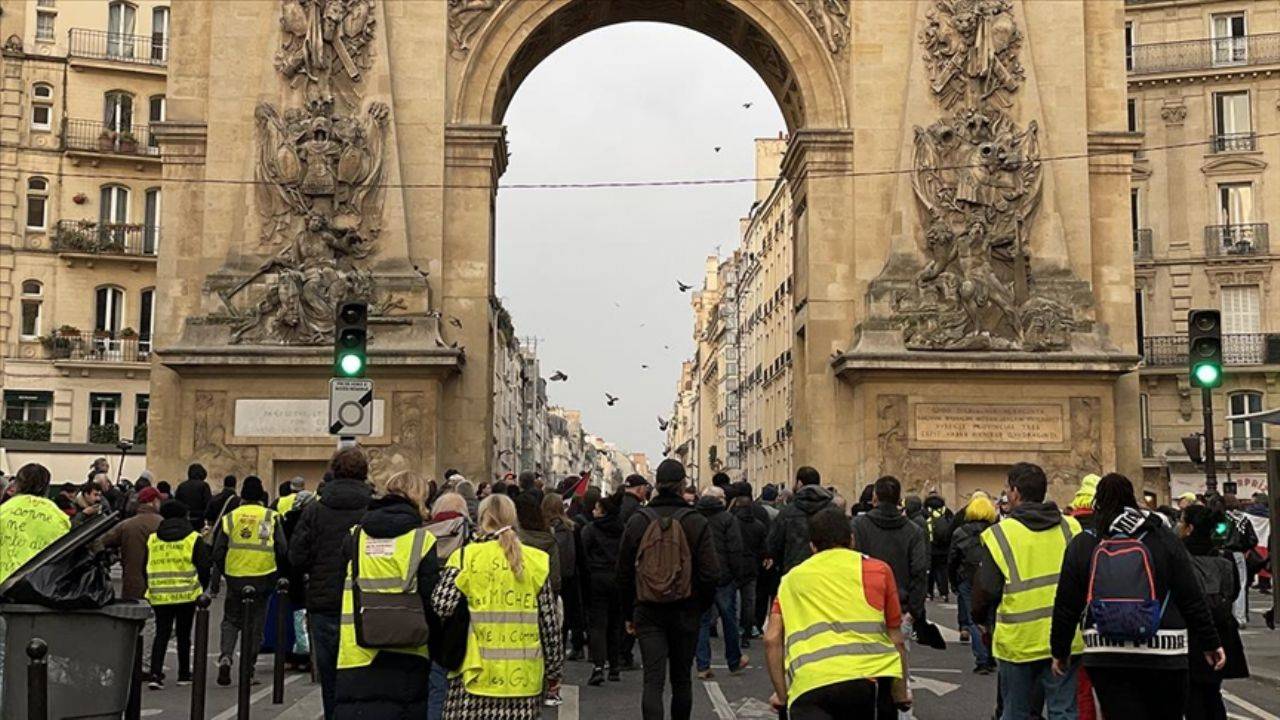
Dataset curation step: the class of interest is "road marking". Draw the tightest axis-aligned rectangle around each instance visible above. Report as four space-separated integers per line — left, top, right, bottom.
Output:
208 673 304 720
1224 691 1280 720
273 687 324 720
732 697 777 718
910 674 960 697
141 711 163 718
913 668 962 674
559 684 580 720
705 681 736 720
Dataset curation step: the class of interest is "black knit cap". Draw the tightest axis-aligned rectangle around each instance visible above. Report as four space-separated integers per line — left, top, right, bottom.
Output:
655 459 686 489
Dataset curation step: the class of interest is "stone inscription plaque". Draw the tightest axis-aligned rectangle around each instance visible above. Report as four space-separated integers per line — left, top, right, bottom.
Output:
234 399 386 438
914 403 1064 445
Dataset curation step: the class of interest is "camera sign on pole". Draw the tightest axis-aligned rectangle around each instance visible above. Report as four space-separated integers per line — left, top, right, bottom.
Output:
329 378 374 436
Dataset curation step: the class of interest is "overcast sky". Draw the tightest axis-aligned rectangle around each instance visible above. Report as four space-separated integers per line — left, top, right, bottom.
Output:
495 23 786 462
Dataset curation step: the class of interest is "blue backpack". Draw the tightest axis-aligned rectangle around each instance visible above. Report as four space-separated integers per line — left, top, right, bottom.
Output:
1086 534 1167 642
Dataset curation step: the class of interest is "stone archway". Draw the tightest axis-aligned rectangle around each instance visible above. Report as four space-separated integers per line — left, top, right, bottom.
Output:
436 0 857 482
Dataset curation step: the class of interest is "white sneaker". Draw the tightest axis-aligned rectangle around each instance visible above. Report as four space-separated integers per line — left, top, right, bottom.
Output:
544 694 563 707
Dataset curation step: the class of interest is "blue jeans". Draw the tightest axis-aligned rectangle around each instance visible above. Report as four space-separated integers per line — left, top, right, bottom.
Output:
427 662 447 720
957 581 991 667
998 656 1078 720
310 613 340 720
696 583 743 672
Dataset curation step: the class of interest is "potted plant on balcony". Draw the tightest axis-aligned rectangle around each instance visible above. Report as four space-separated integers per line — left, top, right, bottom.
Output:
98 128 117 152
118 131 138 153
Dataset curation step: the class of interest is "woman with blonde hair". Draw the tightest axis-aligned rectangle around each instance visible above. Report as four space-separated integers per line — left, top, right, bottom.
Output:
947 493 999 674
431 494 564 719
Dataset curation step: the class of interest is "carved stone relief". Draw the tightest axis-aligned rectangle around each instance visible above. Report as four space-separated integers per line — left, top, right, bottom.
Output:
876 395 941 495
192 391 259 478
793 0 849 55
1160 104 1187 126
888 0 1075 352
1043 397 1103 490
206 0 407 346
448 0 502 56
367 391 427 484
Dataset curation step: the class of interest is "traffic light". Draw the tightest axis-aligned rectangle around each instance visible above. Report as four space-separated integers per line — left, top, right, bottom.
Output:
334 300 367 378
1182 434 1204 464
1188 309 1223 388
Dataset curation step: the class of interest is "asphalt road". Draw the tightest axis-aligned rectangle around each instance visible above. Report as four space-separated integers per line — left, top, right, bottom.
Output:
141 596 1280 720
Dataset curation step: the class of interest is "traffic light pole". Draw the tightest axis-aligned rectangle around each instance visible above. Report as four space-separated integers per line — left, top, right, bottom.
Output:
1202 386 1218 493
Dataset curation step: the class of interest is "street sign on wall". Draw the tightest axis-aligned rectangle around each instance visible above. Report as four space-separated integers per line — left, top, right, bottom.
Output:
329 378 374 436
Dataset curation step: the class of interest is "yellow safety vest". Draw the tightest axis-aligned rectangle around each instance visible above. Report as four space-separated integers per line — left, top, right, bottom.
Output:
0 494 71 584
146 532 203 605
276 494 297 516
980 515 1085 662
447 539 550 698
221 504 278 578
776 547 901 708
337 526 438 669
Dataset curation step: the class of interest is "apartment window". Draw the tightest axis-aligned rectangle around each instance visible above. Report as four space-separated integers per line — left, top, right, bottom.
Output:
35 10 56 42
1213 91 1252 151
1124 22 1134 71
1130 188 1140 233
1218 182 1254 226
135 394 149 429
25 177 48 230
104 91 134 133
107 1 137 58
21 280 43 338
1139 392 1150 437
139 288 155 351
4 391 52 423
147 95 164 151
95 285 125 336
89 393 121 427
1221 285 1261 334
31 83 53 130
1229 391 1264 451
143 187 160 253
1135 288 1146 352
1212 13 1248 67
151 7 169 61
100 184 129 224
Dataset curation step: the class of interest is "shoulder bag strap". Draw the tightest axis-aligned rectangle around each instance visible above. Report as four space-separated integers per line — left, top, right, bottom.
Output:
402 527 427 593
351 527 362 584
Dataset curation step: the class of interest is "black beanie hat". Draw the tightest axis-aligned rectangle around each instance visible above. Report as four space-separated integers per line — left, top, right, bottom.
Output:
242 475 267 504
160 499 189 520
655 459 686 489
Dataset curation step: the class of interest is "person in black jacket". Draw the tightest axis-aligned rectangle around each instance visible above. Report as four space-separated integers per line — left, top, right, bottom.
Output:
851 476 929 624
287 449 372 720
175 463 212 529
204 475 240 529
1050 474 1224 720
618 459 720 720
620 474 649 527
1180 504 1249 720
947 493 997 673
582 491 626 686
694 486 748 678
731 493 767 645
766 466 832 575
333 473 440 720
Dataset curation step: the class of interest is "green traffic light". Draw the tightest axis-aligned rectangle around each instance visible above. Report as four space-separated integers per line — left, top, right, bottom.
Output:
1193 362 1221 387
339 353 364 377
1213 521 1230 538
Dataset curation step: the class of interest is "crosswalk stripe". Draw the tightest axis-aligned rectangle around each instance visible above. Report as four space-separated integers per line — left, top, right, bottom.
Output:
208 673 304 720
705 681 736 720
1224 691 1280 720
559 684 580 720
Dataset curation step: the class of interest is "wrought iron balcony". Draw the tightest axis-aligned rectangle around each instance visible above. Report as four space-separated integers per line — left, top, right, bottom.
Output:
1224 436 1270 453
1133 228 1153 260
67 28 167 66
1204 224 1269 257
52 220 159 257
1142 333 1272 367
45 331 150 363
64 119 159 158
1211 132 1257 153
1129 33 1280 75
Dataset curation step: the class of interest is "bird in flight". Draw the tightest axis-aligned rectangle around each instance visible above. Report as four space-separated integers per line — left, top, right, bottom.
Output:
641 364 649 370
605 393 619 407
657 416 669 431
713 146 722 153
550 370 568 382
677 280 693 292
742 102 753 109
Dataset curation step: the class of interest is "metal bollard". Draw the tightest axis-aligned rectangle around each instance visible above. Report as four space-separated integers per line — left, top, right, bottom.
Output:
126 626 143 720
273 578 289 704
191 594 212 720
26 639 48 720
238 585 257 720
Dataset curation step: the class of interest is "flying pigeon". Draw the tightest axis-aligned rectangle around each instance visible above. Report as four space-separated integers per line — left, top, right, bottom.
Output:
550 370 568 382
641 364 649 370
742 102 753 109
605 393 619 407
713 146 722 153
657 416 669 431
677 280 693 292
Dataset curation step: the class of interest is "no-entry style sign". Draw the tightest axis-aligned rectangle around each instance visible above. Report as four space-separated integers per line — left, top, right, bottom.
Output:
329 378 374 436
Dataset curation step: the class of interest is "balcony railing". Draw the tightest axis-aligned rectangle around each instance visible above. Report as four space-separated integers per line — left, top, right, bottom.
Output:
1224 436 1269 453
52 220 158 257
1143 333 1272 367
1211 132 1257 153
1205 224 1269 257
45 332 150 363
1129 33 1280 74
64 119 159 157
1133 228 1153 260
68 28 167 66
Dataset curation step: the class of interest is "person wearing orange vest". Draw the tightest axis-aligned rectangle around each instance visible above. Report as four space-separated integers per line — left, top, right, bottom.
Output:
764 507 910 717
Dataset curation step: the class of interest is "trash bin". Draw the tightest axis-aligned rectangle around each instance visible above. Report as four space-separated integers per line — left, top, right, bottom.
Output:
1 601 150 719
